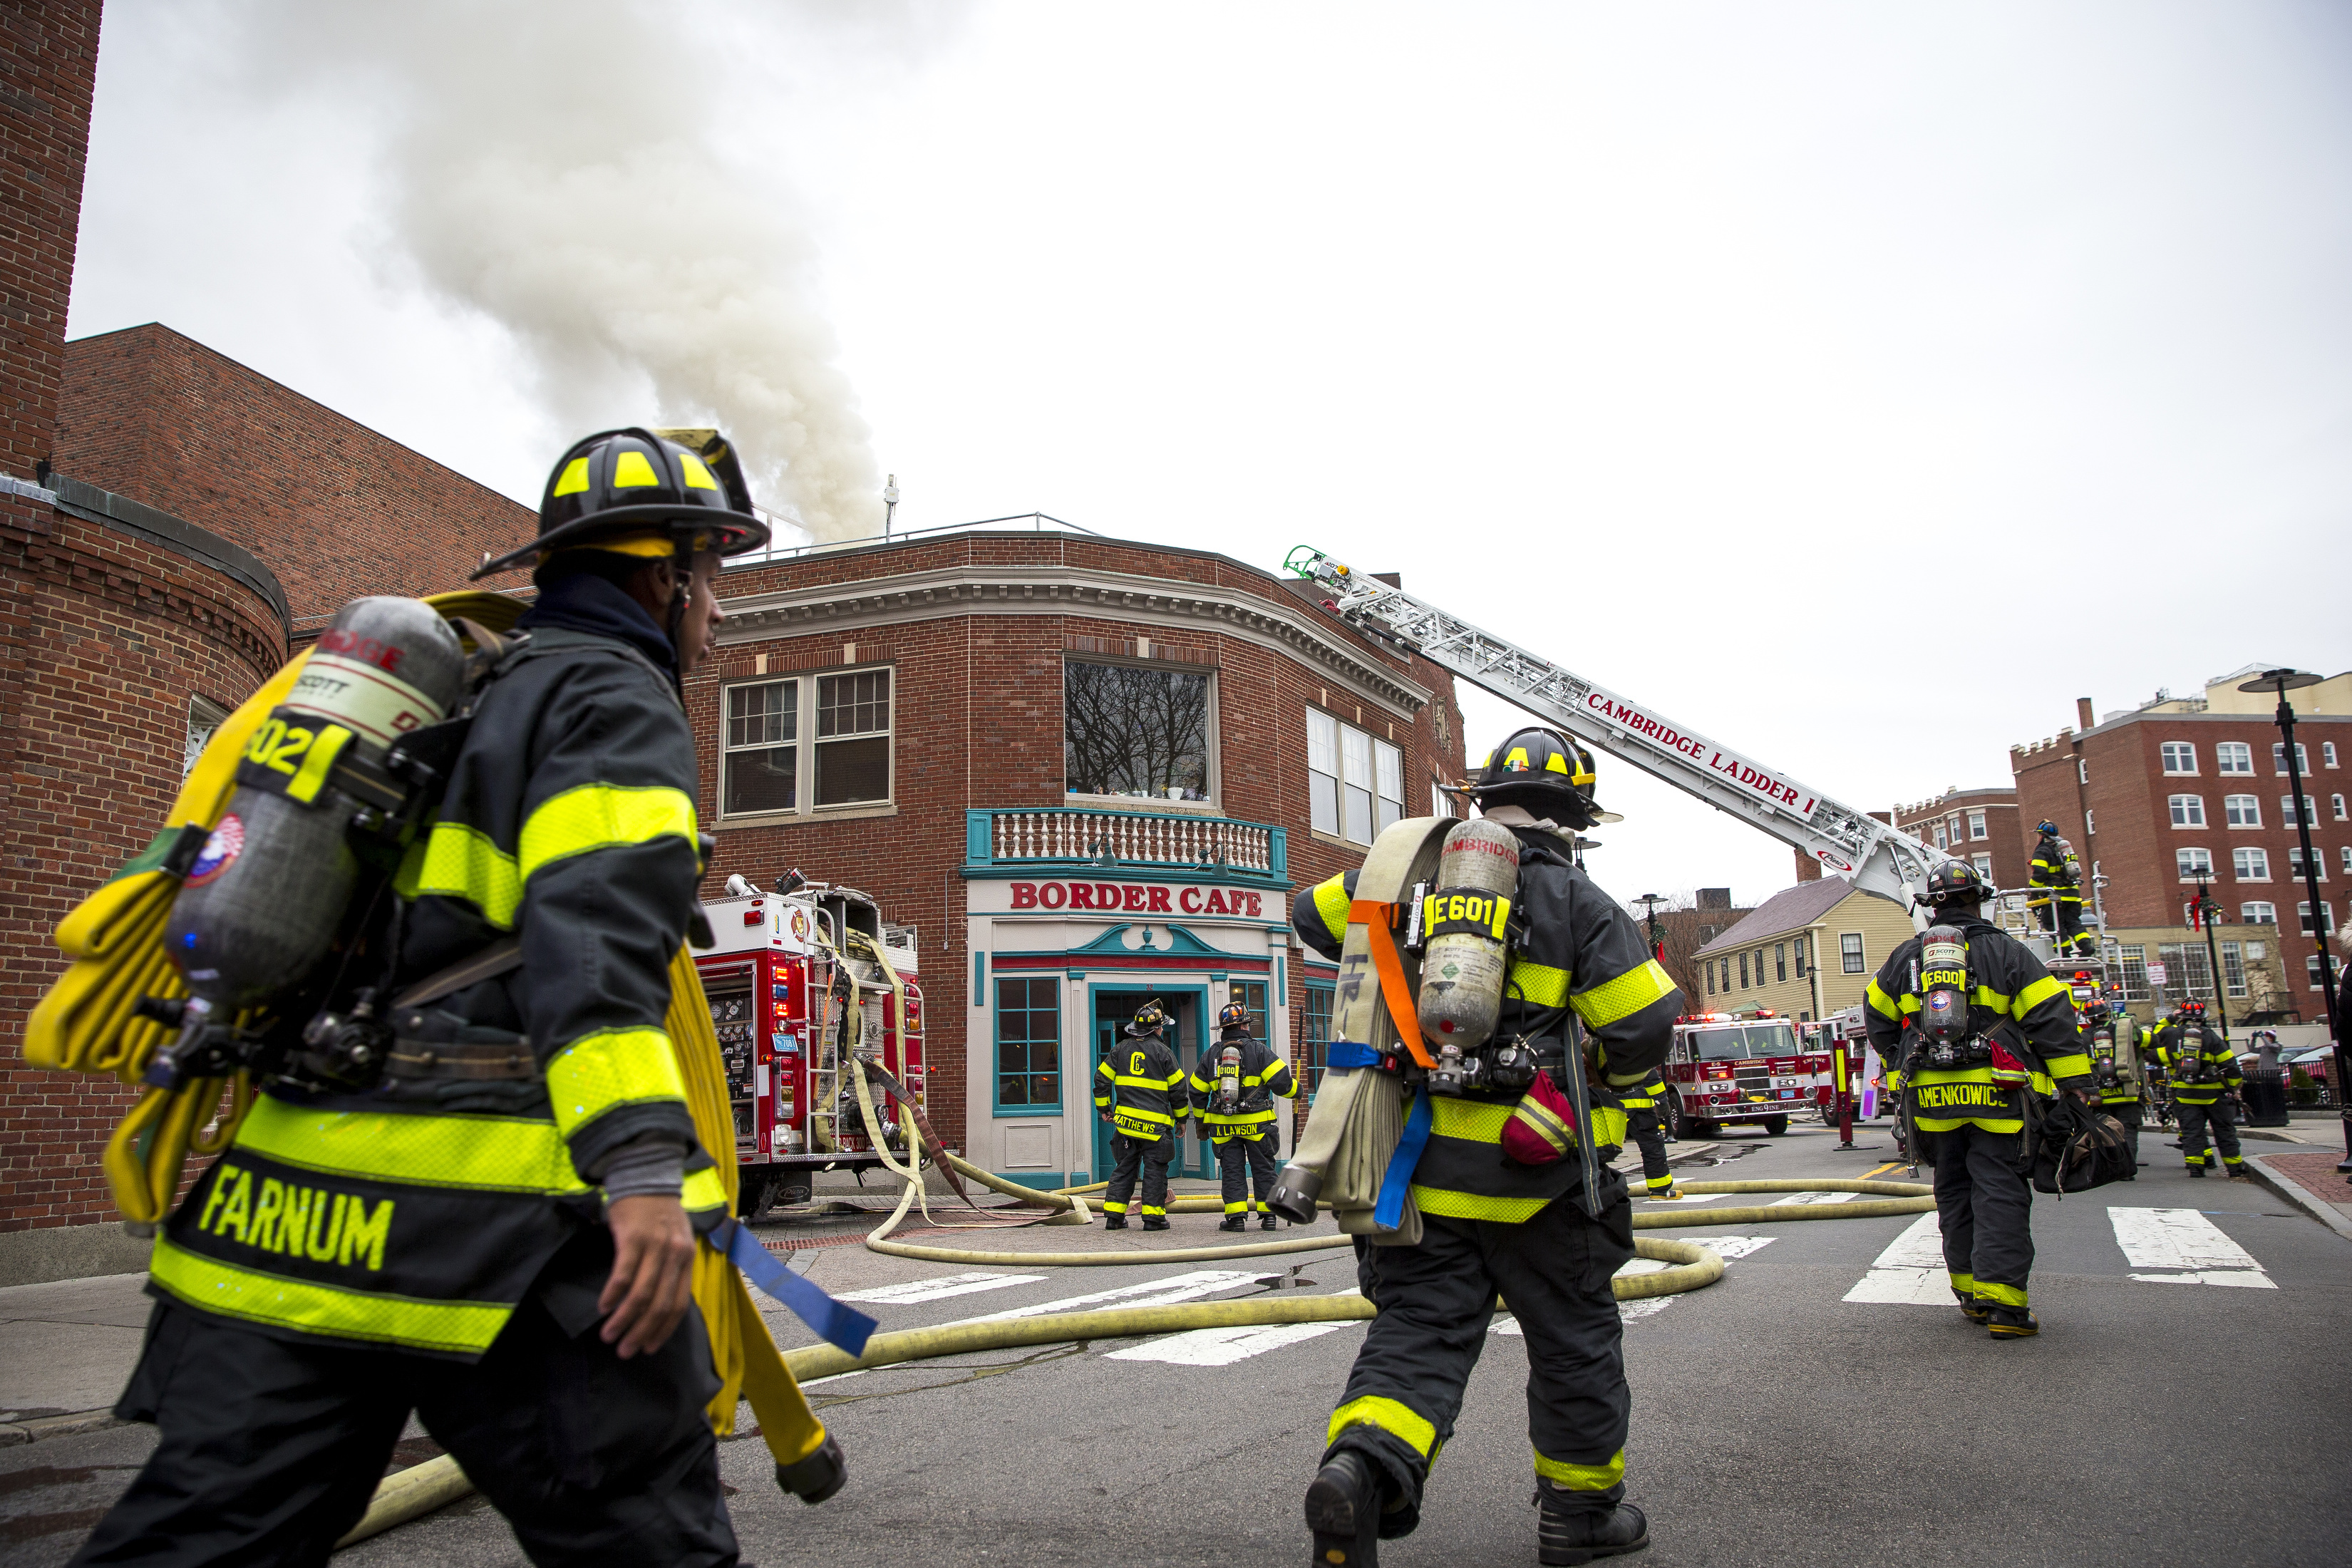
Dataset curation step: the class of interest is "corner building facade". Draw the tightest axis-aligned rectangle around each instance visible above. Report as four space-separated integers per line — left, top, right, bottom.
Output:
693 530 1467 1188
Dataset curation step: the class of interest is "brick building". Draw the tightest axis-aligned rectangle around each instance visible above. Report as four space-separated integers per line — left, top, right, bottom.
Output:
2011 674 2351 1027
1890 786 2024 892
692 531 1467 1187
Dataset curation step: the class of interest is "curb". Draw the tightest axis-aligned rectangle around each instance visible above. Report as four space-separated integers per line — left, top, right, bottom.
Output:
0 1408 124 1447
2243 1152 2352 1244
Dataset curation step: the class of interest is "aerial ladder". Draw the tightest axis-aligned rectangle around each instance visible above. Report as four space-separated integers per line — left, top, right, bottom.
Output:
1284 546 2083 965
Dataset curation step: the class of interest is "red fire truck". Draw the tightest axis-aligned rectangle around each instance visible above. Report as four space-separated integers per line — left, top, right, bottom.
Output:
693 879 925 1217
1659 1011 1839 1138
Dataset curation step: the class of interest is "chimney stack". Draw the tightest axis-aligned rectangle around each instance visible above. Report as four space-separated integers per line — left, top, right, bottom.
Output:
2076 697 2095 731
1794 848 1822 883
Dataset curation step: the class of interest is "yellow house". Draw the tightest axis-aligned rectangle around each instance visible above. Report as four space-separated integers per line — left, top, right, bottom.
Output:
1691 880 1919 1022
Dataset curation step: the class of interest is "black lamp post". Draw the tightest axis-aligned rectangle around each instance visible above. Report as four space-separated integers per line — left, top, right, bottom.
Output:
2238 669 2346 1172
2188 870 2229 1043
1634 893 1668 963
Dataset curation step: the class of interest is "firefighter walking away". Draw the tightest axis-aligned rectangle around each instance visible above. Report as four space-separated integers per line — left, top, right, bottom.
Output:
2153 1001 2247 1179
1866 861 2093 1339
1193 999 1298 1229
1296 731 1678 1566
1094 1000 1189 1229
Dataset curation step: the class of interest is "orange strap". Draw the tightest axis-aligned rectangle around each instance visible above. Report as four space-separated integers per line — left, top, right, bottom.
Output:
1351 899 1438 1070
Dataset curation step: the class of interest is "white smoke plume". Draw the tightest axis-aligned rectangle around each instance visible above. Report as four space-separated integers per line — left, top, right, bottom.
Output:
228 0 919 542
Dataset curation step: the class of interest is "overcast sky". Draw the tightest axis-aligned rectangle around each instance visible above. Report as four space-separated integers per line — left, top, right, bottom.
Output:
71 1 2352 909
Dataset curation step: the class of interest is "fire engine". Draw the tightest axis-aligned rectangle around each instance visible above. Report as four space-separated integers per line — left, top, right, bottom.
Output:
693 876 925 1218
1660 1011 1837 1138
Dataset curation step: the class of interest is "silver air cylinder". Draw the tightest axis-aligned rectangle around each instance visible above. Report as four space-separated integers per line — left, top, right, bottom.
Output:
166 597 465 1010
1415 819 1520 1048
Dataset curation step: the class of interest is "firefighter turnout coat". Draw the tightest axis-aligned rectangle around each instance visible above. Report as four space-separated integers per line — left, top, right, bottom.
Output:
1188 1033 1296 1143
1862 915 2092 1133
1095 1031 1190 1140
2028 837 2083 914
2154 1020 2239 1105
151 613 727 1359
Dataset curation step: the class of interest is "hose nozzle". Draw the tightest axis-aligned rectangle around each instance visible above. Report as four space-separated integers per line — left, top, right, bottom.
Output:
1268 1162 1322 1225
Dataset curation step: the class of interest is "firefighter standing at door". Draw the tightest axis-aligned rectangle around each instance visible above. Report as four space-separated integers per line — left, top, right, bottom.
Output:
1093 1000 1189 1230
2152 1001 2247 1179
1296 731 1676 1567
1192 1000 1298 1231
73 430 795 1564
1865 861 2092 1339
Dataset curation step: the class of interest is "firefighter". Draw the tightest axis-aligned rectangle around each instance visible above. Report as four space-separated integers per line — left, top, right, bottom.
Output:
1192 999 1298 1231
2028 821 2094 959
1093 1000 1189 1230
2085 1010 2145 1173
1299 731 1675 1567
1619 1068 1681 1198
1864 860 2091 1339
2152 1001 2247 1179
73 430 783 1564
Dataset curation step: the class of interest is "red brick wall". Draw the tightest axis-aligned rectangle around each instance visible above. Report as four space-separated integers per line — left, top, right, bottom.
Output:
0 495 288 1232
53 324 536 625
0 1 100 479
1893 790 2028 892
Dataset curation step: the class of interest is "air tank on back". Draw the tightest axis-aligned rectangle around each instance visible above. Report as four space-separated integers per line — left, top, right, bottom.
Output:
1416 818 1521 1047
165 597 466 1011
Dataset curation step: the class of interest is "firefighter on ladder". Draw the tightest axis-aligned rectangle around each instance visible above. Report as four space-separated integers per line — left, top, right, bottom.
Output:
2028 820 2095 959
1093 1000 1189 1229
1192 999 1297 1231
1296 731 1676 1567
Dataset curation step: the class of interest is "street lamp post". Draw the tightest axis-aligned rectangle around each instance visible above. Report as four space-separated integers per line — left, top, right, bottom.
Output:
2239 669 2347 1172
2189 870 2229 1044
1633 893 1668 964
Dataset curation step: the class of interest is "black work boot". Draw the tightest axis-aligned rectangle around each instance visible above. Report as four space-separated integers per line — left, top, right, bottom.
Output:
1220 1214 1249 1232
1142 1216 1170 1231
2187 1165 2206 1179
1304 1449 1383 1567
1987 1307 2039 1339
1535 1484 1648 1565
1103 1213 1129 1230
1262 1214 1280 1231
1957 1297 1991 1325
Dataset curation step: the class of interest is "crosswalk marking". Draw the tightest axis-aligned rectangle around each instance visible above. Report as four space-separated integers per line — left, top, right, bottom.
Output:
957 1269 1278 1326
1841 1211 1953 1305
835 1272 1045 1305
2108 1208 2276 1289
1107 1320 1357 1365
1770 1190 1859 1207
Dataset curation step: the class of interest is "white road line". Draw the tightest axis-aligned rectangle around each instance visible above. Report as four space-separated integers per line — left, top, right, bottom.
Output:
955 1269 1279 1326
1637 1194 1726 1204
1106 1320 1358 1365
833 1272 1046 1306
1842 1211 1954 1305
1770 1190 1860 1206
2109 1208 2276 1289
1495 1236 1776 1333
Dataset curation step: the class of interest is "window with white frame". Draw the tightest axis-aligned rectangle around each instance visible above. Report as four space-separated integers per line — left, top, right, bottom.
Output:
2085 809 2095 836
1840 932 1866 974
184 693 230 777
2168 795 2204 827
2274 741 2309 775
2281 794 2318 827
2224 795 2261 827
2158 942 2215 1000
2288 846 2327 881
2116 944 2148 1001
2176 847 2213 879
1431 779 1454 820
1932 822 1948 849
2313 954 2334 989
1307 708 1401 846
1738 952 1749 988
2078 759 2088 785
721 668 895 818
2298 901 2335 936
2326 741 2339 768
2216 742 2253 775
2231 847 2266 881
2342 846 2352 875
2240 901 2276 927
1794 937 1808 978
1971 853 1992 878
1967 810 1987 840
2334 793 2347 822
2219 941 2249 999
1946 815 1962 845
1066 661 1210 803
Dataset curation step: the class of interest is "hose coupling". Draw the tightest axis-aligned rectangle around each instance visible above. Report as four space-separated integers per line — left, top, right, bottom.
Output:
775 1432 847 1505
1267 1162 1322 1226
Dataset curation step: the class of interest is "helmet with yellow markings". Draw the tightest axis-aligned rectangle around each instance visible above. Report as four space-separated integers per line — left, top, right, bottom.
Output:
473 426 770 579
1468 727 1613 829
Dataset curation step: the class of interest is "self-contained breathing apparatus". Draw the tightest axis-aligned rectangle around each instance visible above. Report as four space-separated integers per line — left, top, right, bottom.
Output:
1909 927 1988 1073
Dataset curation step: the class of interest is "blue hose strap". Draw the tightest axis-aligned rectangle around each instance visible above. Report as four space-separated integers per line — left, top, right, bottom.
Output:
1373 1087 1433 1232
713 1219 877 1358
1327 1041 1384 1071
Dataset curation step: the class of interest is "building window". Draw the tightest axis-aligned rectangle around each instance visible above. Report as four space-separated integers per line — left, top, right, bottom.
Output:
2342 846 2352 875
2177 847 2214 879
2216 742 2253 775
2084 808 2095 836
2314 954 2335 989
2078 760 2089 785
1793 937 1807 978
2157 943 2215 1001
1967 810 1987 840
2326 742 2340 768
2334 793 2348 822
2299 901 2336 937
1706 962 1715 996
1738 953 1749 988
2219 941 2249 999
2281 794 2317 827
817 670 894 805
1774 944 1788 982
1431 779 1455 819
1720 959 1732 994
1947 815 1962 844
184 693 230 776
1840 933 1865 974
2168 795 2205 827
723 678 800 815
1229 979 1269 1043
2230 847 2266 881
1932 822 1947 849
2240 901 2276 927
1306 708 1400 846
2224 795 2261 827
1971 853 1993 879
993 977 1061 1114
2117 944 2149 1001
1299 983 1335 1094
2273 741 2309 775
2288 846 2327 882
1066 661 1209 803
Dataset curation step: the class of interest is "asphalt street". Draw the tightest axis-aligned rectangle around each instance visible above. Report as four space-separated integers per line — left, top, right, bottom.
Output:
5 1120 2348 1567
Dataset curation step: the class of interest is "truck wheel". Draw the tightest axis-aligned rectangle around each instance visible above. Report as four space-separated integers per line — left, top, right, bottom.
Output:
1763 1115 1790 1136
737 1171 775 1220
780 1182 813 1207
1664 1095 1684 1139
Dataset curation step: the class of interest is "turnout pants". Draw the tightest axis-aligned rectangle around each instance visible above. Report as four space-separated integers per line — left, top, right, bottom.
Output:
1922 1123 2035 1311
1324 1173 1636 1535
1624 1107 1673 1194
72 1231 735 1568
2177 1100 2243 1173
2100 1100 2143 1167
1214 1131 1279 1214
1104 1130 1172 1217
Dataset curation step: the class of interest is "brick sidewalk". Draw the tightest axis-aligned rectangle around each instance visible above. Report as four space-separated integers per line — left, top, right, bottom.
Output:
2263 1150 2352 1224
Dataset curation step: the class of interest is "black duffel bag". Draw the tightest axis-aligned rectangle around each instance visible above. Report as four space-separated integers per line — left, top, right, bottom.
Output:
2022 1094 2135 1195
